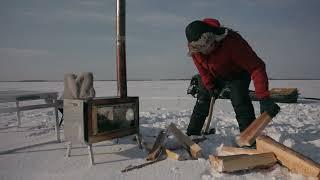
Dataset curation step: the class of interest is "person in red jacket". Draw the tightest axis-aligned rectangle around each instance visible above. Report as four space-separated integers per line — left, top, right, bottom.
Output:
185 18 280 136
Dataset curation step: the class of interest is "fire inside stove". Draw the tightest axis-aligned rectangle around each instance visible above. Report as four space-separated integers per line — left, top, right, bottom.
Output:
92 102 136 134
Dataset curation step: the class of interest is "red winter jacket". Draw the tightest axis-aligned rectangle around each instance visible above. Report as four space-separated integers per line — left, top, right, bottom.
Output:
192 29 270 99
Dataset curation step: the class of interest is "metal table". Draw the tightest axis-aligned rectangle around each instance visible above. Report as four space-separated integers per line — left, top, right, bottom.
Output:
0 90 60 142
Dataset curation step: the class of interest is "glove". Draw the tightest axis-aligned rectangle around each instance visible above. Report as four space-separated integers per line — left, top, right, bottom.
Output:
187 84 198 98
187 75 200 98
260 98 280 117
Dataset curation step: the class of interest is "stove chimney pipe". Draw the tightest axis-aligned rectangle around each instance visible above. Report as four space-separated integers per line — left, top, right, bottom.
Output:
116 0 127 98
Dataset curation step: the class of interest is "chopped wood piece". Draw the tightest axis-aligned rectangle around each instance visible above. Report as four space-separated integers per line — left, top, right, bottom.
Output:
256 135 320 178
236 112 272 147
209 153 277 173
144 143 186 161
164 148 186 161
220 146 260 155
146 130 166 161
168 123 202 159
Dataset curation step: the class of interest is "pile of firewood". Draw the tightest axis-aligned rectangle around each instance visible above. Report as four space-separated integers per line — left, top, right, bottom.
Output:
123 112 320 179
211 136 320 178
209 112 320 179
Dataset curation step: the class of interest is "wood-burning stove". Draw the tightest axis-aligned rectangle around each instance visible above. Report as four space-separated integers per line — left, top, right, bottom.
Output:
63 0 141 165
64 97 139 145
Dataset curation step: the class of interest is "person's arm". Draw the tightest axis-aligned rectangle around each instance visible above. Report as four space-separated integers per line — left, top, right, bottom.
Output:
192 53 215 91
228 33 270 100
228 33 280 117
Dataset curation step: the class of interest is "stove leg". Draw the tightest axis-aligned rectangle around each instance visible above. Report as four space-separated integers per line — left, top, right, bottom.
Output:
88 144 95 166
136 133 142 149
65 142 72 157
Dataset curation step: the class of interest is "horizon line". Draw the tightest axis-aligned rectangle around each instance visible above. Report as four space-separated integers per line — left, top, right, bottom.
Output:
1 78 320 82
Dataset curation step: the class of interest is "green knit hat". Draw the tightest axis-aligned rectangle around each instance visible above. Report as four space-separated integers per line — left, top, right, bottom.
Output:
185 20 226 43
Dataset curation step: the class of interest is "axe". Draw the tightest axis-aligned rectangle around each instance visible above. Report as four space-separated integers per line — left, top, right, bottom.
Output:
202 96 216 135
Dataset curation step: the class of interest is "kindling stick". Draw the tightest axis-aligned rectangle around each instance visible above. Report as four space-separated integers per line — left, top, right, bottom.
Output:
121 151 166 173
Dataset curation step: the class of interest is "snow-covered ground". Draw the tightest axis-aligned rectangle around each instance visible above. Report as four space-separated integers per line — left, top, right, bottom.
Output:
0 80 319 180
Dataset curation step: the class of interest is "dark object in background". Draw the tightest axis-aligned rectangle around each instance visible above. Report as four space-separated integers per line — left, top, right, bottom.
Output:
187 76 299 103
220 88 299 103
254 88 298 103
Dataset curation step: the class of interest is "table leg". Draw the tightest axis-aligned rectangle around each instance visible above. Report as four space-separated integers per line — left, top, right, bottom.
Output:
54 99 61 142
16 101 21 127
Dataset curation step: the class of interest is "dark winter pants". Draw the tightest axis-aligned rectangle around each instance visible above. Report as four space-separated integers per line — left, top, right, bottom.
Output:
186 72 256 135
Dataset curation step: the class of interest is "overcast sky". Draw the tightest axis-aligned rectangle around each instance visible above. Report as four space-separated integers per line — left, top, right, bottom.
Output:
1 0 320 81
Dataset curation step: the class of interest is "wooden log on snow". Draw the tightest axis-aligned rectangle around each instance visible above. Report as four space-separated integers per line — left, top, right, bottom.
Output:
144 143 186 161
209 153 277 173
220 146 260 156
168 123 202 159
256 135 320 178
164 148 186 161
236 112 272 147
146 130 166 161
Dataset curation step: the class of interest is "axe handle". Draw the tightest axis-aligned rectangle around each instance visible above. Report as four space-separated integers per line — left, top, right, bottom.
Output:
203 96 216 133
